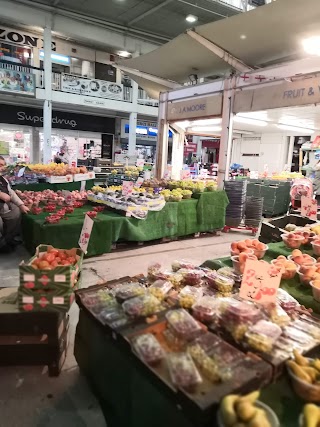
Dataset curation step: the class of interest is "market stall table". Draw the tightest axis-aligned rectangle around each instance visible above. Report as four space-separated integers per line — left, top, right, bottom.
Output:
22 191 229 257
12 179 95 192
202 241 320 314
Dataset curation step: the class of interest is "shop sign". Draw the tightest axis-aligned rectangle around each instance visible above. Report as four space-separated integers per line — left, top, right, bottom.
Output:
167 94 223 121
239 259 281 304
121 119 172 141
0 104 115 133
0 66 35 96
0 27 56 50
184 142 197 155
234 76 320 113
61 74 123 101
122 181 134 197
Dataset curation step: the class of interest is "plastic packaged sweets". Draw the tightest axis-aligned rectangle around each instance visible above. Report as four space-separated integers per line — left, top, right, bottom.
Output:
149 280 173 301
205 272 235 296
217 266 242 282
179 286 203 309
192 297 220 324
114 283 146 303
171 260 196 272
132 333 164 366
292 319 320 340
166 309 203 341
98 307 125 324
283 325 315 346
264 303 291 327
187 343 220 383
122 294 161 318
166 352 202 392
245 320 282 353
147 262 162 280
192 332 221 354
276 288 299 311
178 268 205 286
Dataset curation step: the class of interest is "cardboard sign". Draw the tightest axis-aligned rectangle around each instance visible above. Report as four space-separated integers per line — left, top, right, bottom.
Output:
135 177 144 188
122 181 134 197
301 196 317 221
78 215 94 254
180 169 191 180
80 180 86 192
239 259 281 304
136 159 145 167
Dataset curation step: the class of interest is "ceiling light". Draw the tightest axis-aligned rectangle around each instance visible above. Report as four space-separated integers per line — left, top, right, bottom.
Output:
190 126 222 132
191 119 222 126
234 116 268 126
118 51 131 58
303 37 320 56
186 14 198 23
237 111 268 120
174 120 190 130
240 34 247 40
277 124 315 134
23 51 30 58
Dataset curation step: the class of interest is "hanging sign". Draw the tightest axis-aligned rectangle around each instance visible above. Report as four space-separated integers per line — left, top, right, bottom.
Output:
239 260 281 304
301 196 318 221
79 215 94 254
122 181 134 197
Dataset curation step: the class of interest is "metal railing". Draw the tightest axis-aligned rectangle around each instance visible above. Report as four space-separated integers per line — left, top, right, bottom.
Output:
0 60 159 106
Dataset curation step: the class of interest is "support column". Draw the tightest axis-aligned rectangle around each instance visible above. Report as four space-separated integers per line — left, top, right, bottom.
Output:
287 136 295 171
128 79 138 155
194 136 202 159
217 78 234 189
43 25 52 164
155 92 169 179
128 112 137 155
171 130 185 180
30 128 40 163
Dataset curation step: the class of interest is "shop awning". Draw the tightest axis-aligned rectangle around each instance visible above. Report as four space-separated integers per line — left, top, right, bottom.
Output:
118 0 320 84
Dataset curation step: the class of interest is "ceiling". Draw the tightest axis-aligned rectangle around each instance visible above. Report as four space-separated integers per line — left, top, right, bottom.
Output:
119 0 320 82
18 0 241 43
183 104 320 137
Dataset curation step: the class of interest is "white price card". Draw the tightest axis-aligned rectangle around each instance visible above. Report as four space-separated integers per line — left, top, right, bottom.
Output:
135 177 144 188
301 196 317 221
78 214 94 254
122 181 134 197
80 180 86 192
136 159 145 167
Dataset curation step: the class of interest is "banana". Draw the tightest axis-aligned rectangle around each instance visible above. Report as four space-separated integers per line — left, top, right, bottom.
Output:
287 360 313 383
220 395 238 427
303 404 320 427
236 390 260 405
293 349 309 367
236 402 257 422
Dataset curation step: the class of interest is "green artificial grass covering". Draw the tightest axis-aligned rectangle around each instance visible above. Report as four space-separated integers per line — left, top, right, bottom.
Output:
13 180 95 192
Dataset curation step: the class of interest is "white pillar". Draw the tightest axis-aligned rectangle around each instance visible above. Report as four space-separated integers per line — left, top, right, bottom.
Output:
287 136 295 171
194 136 202 158
155 92 169 179
171 130 185 180
128 112 137 155
43 25 52 164
217 78 234 189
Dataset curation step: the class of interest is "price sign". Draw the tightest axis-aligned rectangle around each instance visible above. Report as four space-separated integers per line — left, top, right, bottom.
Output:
239 260 281 304
199 169 208 178
301 196 317 221
180 169 191 180
122 181 134 197
78 215 94 254
136 159 145 167
136 177 144 188
80 180 86 192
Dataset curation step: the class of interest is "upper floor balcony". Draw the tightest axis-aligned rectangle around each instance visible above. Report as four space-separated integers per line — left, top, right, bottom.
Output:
0 60 159 113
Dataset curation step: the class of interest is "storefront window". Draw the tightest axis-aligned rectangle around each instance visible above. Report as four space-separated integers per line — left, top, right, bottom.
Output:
0 126 31 162
0 42 32 66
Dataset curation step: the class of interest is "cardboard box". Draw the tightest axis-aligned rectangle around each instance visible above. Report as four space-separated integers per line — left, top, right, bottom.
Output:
19 245 83 291
46 175 73 184
18 287 76 313
73 172 95 182
260 214 318 243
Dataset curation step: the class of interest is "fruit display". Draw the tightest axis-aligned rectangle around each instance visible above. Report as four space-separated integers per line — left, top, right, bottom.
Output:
149 280 172 301
192 296 219 323
16 189 89 209
166 352 202 392
219 391 277 427
171 260 196 272
231 253 258 274
25 163 88 176
263 303 290 327
271 256 297 280
30 247 78 269
166 309 203 341
290 250 316 267
286 350 320 402
179 268 205 286
114 283 146 303
245 320 282 353
230 239 267 259
281 233 305 249
179 286 203 309
205 272 235 296
187 342 220 382
132 333 164 366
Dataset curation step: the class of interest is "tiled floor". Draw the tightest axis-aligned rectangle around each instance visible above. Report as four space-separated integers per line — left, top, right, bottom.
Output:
0 232 239 427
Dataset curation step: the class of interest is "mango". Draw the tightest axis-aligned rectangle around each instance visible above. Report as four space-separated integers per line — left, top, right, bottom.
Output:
287 360 312 383
247 409 271 427
236 401 257 422
294 349 309 367
303 404 320 427
220 395 238 427
236 390 260 405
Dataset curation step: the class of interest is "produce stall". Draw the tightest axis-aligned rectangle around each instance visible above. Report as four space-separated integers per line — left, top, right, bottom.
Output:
73 237 320 427
22 191 229 257
12 180 95 192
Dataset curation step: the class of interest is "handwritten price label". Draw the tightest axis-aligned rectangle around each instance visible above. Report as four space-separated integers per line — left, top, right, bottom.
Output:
135 177 144 188
78 215 94 254
239 259 281 304
180 169 191 180
301 196 317 221
136 159 145 167
122 181 134 197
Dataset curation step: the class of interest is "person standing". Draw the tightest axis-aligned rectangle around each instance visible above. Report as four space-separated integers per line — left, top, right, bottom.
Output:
0 156 29 252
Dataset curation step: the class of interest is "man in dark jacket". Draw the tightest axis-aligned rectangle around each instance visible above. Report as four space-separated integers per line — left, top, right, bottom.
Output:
0 156 29 252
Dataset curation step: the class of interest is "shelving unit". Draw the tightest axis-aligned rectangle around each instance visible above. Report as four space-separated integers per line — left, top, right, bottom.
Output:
94 159 125 185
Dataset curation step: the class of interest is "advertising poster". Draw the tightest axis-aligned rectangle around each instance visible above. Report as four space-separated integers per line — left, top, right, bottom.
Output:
61 74 123 100
0 67 35 96
0 140 9 155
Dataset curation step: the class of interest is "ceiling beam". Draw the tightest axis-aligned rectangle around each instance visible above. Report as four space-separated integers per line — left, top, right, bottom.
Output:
177 0 228 18
128 0 174 26
186 29 253 72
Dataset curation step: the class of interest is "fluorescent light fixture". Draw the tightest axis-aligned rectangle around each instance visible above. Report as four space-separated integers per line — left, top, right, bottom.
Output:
190 126 222 132
191 119 222 126
237 111 268 120
303 36 320 56
240 34 247 40
277 124 315 134
39 50 70 64
23 51 30 58
118 50 131 58
234 116 268 126
186 14 198 23
174 120 190 130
